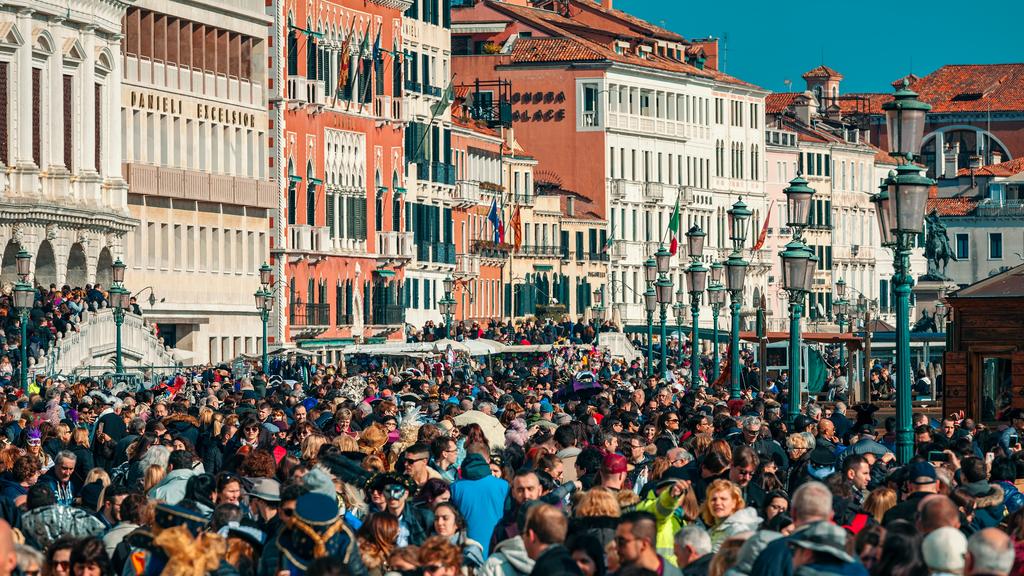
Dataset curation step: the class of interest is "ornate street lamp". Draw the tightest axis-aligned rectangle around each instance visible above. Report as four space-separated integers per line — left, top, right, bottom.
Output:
683 226 706 387
13 256 33 394
655 245 674 376
674 287 686 365
111 258 126 284
110 284 128 374
725 198 751 399
881 80 933 464
15 249 31 282
440 275 457 338
644 257 657 376
708 262 726 383
108 258 130 374
834 280 850 370
643 286 657 376
781 175 816 421
592 286 605 347
256 262 275 375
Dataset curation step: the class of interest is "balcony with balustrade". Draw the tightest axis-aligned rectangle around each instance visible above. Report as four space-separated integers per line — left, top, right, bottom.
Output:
453 180 482 207
455 254 481 277
517 245 563 258
289 302 331 328
643 181 665 203
376 231 415 263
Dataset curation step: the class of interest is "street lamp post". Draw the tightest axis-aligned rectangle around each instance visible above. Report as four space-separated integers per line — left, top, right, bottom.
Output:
879 80 933 464
708 262 726 383
110 259 128 374
684 228 706 389
13 250 33 394
655 245 674 377
835 278 848 369
674 288 686 366
592 286 605 347
725 198 751 399
781 175 816 422
440 275 457 338
644 287 656 377
256 262 274 376
644 258 657 377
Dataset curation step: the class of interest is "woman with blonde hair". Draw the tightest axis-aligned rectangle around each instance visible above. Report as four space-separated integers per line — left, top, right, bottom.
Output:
83 468 111 488
142 464 166 495
300 434 328 465
698 479 762 552
862 487 897 523
569 487 622 549
68 427 94 487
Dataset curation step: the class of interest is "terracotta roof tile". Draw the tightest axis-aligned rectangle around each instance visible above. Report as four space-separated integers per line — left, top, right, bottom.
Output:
927 198 978 217
911 64 1024 113
802 65 843 79
510 37 604 63
955 156 1024 178
477 1 760 90
766 93 798 114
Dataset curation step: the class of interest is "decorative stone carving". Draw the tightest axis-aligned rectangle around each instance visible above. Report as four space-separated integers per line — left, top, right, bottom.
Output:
11 224 24 244
45 223 58 241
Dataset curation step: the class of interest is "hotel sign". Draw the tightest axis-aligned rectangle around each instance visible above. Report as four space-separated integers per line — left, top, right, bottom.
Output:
128 90 258 128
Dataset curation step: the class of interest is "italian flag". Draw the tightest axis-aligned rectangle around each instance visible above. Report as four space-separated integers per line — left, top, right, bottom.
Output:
668 195 681 255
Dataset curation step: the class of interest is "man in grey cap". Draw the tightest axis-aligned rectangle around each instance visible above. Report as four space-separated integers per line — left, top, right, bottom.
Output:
790 521 867 575
849 436 895 489
246 477 282 536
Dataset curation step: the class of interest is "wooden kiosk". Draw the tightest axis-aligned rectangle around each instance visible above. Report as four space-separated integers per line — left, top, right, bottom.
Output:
944 264 1024 421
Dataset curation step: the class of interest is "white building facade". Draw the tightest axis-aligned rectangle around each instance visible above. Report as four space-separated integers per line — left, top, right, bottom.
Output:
119 0 275 364
401 0 456 328
598 66 770 335
0 0 134 290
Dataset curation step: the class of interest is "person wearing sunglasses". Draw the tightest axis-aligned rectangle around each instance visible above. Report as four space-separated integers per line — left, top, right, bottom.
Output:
44 536 76 576
416 536 463 576
375 473 432 548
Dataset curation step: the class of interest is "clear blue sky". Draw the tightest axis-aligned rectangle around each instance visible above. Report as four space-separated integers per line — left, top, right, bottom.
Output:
614 0 1020 93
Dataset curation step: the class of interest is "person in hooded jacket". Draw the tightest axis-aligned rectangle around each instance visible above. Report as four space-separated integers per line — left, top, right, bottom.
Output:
952 456 1005 534
450 449 509 557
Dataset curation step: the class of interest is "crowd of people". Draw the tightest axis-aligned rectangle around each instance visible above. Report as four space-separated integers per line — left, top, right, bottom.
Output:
0 319 1012 576
0 281 132 387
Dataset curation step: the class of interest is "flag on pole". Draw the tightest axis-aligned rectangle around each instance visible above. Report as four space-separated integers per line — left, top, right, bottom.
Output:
359 21 371 58
488 200 502 244
372 23 382 62
752 199 774 251
509 206 522 250
431 80 455 117
667 192 682 255
333 23 354 105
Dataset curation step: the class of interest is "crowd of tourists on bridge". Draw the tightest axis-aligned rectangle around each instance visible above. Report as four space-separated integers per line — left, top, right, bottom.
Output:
0 315 1013 576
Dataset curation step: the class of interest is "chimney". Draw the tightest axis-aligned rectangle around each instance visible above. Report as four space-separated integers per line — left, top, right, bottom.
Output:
601 0 613 10
793 91 814 125
566 196 575 217
944 142 959 178
991 150 1003 165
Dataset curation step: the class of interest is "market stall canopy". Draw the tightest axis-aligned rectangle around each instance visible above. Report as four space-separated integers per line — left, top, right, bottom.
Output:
268 347 318 357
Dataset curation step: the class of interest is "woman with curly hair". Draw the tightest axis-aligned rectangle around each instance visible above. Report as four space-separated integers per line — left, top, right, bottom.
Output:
417 536 463 576
567 487 621 549
237 449 278 479
698 479 761 553
357 512 399 576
